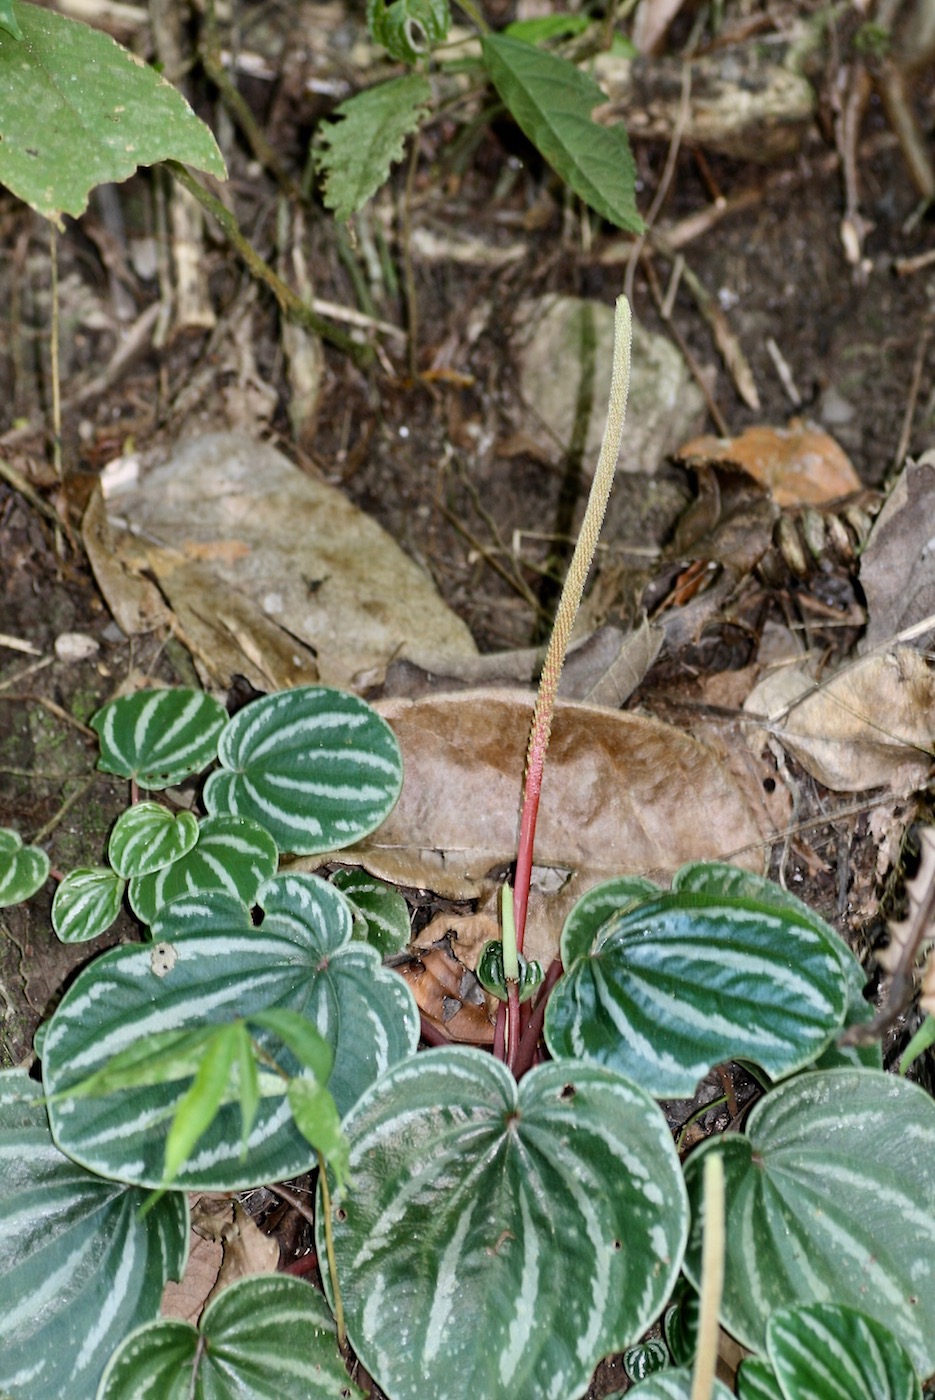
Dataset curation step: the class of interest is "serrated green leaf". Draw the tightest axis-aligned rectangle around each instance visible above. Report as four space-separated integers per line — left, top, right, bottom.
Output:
51 865 125 942
330 867 410 955
129 814 278 925
316 74 432 222
683 1069 935 1376
98 1274 364 1400
42 873 418 1189
0 1070 188 1400
288 1076 350 1191
92 688 227 789
366 0 449 60
0 827 49 906
621 1369 733 1399
108 802 199 879
323 1048 687 1400
545 890 848 1097
737 1358 786 1400
0 0 21 40
766 1303 922 1400
481 34 643 232
204 686 403 856
0 1 225 225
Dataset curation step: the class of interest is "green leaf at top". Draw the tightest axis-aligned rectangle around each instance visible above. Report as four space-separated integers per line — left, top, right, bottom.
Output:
0 1 225 226
129 814 278 926
682 1069 935 1377
0 1070 188 1400
92 688 227 789
366 0 449 60
204 686 403 856
329 867 410 956
0 0 21 40
481 34 643 233
323 1048 687 1400
316 74 432 223
0 827 49 906
545 890 848 1098
766 1303 921 1400
98 1274 364 1400
52 866 125 942
108 802 199 879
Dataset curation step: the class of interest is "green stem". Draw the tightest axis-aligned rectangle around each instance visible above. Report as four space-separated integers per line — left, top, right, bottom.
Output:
317 1149 346 1348
452 0 490 34
899 1014 935 1075
501 883 519 983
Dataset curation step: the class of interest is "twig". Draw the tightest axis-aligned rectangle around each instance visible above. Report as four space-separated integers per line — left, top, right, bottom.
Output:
892 322 931 471
402 134 421 379
49 226 62 480
641 253 729 434
624 61 691 307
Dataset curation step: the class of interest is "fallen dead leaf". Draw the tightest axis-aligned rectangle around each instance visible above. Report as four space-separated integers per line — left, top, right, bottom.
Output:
859 452 935 653
398 915 499 1045
331 690 778 966
160 1195 280 1323
82 484 170 636
677 420 861 507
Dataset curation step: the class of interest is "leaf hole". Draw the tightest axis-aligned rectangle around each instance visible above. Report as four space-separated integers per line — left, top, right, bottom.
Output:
612 1238 622 1251
405 18 429 51
559 1083 576 1101
335 1206 348 1223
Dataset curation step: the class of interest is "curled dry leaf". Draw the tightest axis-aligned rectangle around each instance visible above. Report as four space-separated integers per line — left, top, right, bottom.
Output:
880 826 935 979
859 451 935 653
398 914 500 1045
676 420 861 507
335 690 777 966
746 647 935 792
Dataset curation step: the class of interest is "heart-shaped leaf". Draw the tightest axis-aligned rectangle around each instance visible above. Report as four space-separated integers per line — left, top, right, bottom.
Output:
43 876 418 1188
129 814 278 925
683 1069 935 1376
761 1303 922 1400
92 688 227 789
0 1070 188 1400
560 875 663 966
322 1047 687 1400
109 802 199 879
546 890 848 1097
52 866 125 942
98 1275 363 1400
0 827 49 906
330 867 410 956
204 686 403 855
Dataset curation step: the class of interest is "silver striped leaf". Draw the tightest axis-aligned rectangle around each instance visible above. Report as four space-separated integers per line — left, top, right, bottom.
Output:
108 802 199 879
321 1048 688 1400
620 1367 734 1398
98 1275 363 1400
92 687 227 789
683 1069 935 1377
623 1339 669 1382
545 891 848 1098
330 866 410 956
766 1304 921 1400
204 686 402 856
52 866 125 942
43 875 418 1189
560 874 663 966
0 827 49 906
737 1358 785 1400
0 1070 188 1400
128 814 278 925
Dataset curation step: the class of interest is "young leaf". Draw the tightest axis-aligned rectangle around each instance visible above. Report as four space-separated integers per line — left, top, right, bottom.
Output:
52 866 125 942
0 1070 188 1400
316 75 432 222
683 1069 935 1377
623 1339 669 1383
330 866 410 956
162 1023 240 1183
0 827 49 906
481 35 643 233
288 1076 350 1192
476 938 543 1002
766 1303 922 1400
58 1025 223 1098
366 0 449 61
92 688 227 789
98 1274 364 1400
204 686 403 856
322 1048 687 1400
249 1008 333 1085
128 814 278 925
0 0 225 225
108 802 199 879
545 890 848 1097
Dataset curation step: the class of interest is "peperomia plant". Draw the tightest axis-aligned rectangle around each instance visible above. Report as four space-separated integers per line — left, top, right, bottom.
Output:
2 307 935 1400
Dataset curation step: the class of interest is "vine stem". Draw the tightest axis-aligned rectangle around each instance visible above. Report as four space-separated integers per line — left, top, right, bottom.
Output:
691 1151 725 1400
504 295 632 1066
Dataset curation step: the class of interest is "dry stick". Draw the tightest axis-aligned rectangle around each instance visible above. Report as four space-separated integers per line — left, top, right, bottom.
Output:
691 1152 726 1400
506 297 632 1065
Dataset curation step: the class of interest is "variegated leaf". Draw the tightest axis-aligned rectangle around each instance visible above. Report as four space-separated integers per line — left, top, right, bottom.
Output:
623 1339 669 1383
129 814 278 925
683 1069 935 1376
108 802 199 879
330 867 410 955
545 890 848 1097
766 1303 921 1400
92 688 227 789
0 1070 187 1400
52 866 125 942
559 874 662 966
204 686 402 855
737 1357 785 1400
620 1368 733 1399
322 1048 687 1400
42 875 418 1188
0 827 49 906
98 1275 363 1400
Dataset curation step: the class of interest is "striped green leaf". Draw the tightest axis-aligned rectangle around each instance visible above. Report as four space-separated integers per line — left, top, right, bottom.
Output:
621 1368 733 1399
545 891 848 1097
92 688 227 789
129 814 278 925
0 1070 187 1400
52 866 125 942
108 802 199 879
98 1275 363 1400
737 1358 786 1400
204 686 402 855
765 1303 921 1400
330 867 410 955
623 1339 669 1382
560 875 663 966
42 875 418 1189
0 827 49 906
683 1069 935 1376
322 1048 687 1400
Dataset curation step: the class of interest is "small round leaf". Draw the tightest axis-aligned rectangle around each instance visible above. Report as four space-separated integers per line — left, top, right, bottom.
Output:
0 827 49 906
128 814 278 925
92 688 227 789
109 803 199 879
330 867 410 956
52 866 125 942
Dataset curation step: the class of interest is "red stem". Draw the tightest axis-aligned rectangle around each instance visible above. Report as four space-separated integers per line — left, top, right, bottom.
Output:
512 749 544 957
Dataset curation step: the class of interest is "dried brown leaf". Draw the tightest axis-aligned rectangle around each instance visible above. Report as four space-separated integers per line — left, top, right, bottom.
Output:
878 826 935 976
677 421 861 507
860 452 935 653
